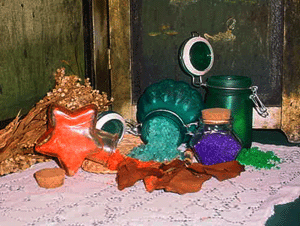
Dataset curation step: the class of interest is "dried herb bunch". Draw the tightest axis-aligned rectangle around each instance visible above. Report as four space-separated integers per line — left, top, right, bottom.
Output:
0 68 113 176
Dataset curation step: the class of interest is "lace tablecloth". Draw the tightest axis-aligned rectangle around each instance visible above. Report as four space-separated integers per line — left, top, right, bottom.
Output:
1 142 300 226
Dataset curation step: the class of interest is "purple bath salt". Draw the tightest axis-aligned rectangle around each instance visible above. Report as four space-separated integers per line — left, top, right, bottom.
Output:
194 132 242 165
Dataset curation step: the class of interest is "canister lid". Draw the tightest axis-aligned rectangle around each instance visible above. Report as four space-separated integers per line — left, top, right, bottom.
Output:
96 111 126 143
179 32 214 86
206 75 252 89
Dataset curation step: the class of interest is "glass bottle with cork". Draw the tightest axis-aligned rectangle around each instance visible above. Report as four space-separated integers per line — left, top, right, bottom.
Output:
190 108 242 165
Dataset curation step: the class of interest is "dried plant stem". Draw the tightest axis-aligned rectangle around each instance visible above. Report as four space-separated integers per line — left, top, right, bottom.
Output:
0 68 113 176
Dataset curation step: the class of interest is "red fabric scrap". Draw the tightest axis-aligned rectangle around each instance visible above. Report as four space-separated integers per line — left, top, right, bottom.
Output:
116 158 245 194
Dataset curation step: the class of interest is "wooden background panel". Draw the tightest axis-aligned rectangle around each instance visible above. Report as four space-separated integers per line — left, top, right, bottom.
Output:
93 0 110 96
0 0 85 121
109 0 132 120
282 0 300 143
131 0 283 107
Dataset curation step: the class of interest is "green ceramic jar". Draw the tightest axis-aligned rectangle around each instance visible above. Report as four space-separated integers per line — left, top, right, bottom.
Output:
137 79 204 146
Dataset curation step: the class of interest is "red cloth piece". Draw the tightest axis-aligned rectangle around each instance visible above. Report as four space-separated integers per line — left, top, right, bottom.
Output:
87 149 160 172
87 148 114 167
106 150 126 170
35 104 103 176
116 158 162 190
188 160 245 181
86 149 125 171
143 159 212 194
116 159 245 194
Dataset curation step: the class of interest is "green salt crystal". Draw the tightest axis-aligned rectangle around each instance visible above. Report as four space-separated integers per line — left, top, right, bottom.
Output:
128 117 181 162
236 147 281 169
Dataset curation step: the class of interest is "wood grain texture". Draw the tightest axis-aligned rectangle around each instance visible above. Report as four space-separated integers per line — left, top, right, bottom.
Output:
93 0 110 96
0 0 85 121
109 0 132 120
282 0 300 143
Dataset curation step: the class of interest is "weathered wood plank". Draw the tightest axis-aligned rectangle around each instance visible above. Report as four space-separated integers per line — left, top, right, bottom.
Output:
282 0 300 143
0 0 84 121
109 0 132 120
93 0 110 96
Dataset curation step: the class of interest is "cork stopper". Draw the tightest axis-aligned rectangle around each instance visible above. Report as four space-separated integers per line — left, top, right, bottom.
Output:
34 168 65 189
201 108 231 124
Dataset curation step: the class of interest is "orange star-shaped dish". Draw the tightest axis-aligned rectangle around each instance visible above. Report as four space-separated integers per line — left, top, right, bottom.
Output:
35 104 103 176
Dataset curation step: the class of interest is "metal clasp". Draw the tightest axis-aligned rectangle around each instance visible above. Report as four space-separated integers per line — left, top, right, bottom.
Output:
191 31 200 37
191 76 203 87
125 120 141 136
185 121 200 135
249 86 269 118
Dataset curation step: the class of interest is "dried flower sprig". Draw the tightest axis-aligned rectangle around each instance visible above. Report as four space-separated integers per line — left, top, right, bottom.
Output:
0 68 113 176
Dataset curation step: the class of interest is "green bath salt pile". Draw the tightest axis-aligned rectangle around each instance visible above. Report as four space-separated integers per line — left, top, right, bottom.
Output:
236 147 281 169
128 117 181 162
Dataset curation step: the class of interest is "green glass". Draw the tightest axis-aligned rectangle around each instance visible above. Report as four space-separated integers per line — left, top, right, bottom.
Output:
190 42 212 71
96 111 126 142
101 119 124 139
137 79 204 145
204 75 253 148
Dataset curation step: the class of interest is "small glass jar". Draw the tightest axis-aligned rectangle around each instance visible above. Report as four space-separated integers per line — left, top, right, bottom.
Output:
190 108 242 165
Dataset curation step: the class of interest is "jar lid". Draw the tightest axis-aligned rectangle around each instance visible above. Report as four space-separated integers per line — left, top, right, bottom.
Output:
202 108 231 124
206 75 252 89
178 32 214 86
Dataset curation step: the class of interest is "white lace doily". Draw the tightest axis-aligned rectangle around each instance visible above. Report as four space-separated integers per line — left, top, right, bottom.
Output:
1 142 300 226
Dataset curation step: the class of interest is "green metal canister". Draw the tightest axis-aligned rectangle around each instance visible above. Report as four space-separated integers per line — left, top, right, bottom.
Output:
204 75 267 148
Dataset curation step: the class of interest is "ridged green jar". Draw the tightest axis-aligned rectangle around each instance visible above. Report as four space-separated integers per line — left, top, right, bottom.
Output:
204 75 253 148
137 79 204 146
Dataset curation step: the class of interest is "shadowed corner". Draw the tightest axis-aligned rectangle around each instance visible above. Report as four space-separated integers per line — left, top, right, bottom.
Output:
265 196 300 226
253 129 300 147
252 129 300 226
